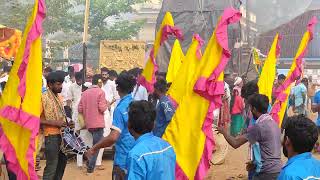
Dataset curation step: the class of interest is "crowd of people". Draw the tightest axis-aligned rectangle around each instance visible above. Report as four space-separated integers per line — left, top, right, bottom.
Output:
0 64 319 180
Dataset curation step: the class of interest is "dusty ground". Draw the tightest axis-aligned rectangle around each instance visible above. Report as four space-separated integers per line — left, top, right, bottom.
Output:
36 108 319 180
37 146 319 180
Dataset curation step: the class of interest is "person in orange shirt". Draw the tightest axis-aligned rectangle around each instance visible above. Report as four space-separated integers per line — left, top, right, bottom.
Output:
41 71 68 180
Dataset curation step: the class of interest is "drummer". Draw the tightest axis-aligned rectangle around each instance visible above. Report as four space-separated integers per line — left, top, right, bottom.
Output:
40 71 68 180
86 71 136 179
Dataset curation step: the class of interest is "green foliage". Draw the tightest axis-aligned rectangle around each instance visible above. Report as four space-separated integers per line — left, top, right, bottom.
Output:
1 0 146 41
1 0 147 60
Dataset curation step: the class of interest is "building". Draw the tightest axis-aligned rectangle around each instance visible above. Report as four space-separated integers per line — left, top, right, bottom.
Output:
132 0 162 45
257 9 320 80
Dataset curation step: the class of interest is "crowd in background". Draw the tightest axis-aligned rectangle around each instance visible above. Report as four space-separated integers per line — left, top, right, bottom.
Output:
0 64 319 180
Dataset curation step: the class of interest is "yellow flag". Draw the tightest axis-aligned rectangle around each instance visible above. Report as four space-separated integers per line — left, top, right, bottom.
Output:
163 8 241 179
270 17 317 126
166 39 185 83
0 0 45 179
167 35 203 106
138 12 182 92
258 34 280 102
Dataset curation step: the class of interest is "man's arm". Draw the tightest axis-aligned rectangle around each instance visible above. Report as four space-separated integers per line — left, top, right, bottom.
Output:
127 155 145 179
161 101 175 123
217 126 248 149
312 93 320 113
78 96 83 113
98 91 109 113
87 129 120 156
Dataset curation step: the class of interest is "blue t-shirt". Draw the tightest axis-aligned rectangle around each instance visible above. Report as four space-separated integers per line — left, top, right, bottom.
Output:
153 95 176 137
313 91 320 126
278 152 320 180
291 83 307 107
127 133 176 180
112 94 135 170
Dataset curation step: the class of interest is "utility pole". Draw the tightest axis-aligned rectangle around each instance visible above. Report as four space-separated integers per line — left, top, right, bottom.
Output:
83 0 90 83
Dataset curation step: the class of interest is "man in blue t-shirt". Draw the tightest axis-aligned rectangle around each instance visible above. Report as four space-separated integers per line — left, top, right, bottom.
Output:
87 71 136 178
127 100 176 180
291 78 308 115
278 115 320 179
312 90 320 153
152 79 176 137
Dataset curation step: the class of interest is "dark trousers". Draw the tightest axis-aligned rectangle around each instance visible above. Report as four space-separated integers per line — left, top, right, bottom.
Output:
43 135 67 180
112 166 126 180
253 172 279 180
87 128 104 173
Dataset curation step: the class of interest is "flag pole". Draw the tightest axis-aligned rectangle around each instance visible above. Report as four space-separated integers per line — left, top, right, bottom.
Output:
82 0 90 83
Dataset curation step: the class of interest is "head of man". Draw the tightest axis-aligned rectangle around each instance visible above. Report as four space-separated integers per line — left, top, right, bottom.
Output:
301 78 308 88
283 115 318 158
108 70 118 81
277 74 286 85
156 72 167 81
128 100 156 139
154 79 167 99
248 94 269 120
128 68 142 79
241 80 259 101
100 67 109 83
68 66 75 76
43 66 53 78
92 74 102 86
115 71 136 98
75 72 83 86
47 71 65 94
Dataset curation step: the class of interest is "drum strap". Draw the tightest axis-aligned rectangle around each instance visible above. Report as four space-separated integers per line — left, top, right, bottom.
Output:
48 89 69 126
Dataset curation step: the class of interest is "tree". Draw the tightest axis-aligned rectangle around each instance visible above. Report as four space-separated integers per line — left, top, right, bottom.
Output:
71 0 147 42
0 1 33 31
1 0 147 60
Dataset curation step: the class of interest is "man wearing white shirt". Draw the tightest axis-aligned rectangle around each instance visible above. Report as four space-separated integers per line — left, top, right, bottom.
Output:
128 68 149 101
132 85 148 101
66 72 86 168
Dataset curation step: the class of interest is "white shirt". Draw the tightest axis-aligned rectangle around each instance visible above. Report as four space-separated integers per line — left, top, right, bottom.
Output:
66 82 82 129
66 82 82 109
102 80 120 102
61 75 73 105
0 75 8 83
132 85 148 101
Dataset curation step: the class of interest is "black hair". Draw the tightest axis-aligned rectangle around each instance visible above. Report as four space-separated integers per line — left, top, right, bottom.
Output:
301 77 308 84
108 70 118 78
241 80 259 100
75 72 83 81
92 74 102 85
100 67 109 73
284 115 318 154
46 71 65 85
154 79 167 93
247 94 269 114
68 66 75 73
44 66 53 73
128 100 156 134
1 81 6 91
116 71 136 94
278 74 286 80
128 68 142 78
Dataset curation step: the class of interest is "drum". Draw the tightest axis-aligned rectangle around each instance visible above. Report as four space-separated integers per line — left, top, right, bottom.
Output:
61 127 89 155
